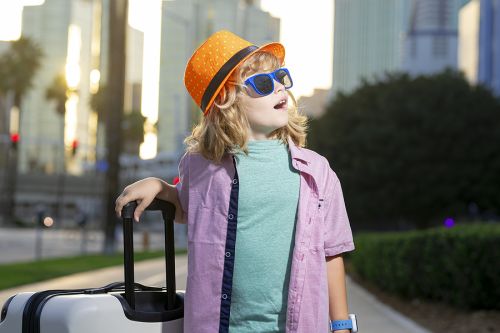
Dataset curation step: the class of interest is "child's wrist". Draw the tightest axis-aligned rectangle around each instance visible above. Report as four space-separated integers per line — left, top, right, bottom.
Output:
330 314 357 332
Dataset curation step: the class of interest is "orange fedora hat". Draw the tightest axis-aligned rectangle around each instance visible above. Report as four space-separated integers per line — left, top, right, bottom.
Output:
184 30 285 115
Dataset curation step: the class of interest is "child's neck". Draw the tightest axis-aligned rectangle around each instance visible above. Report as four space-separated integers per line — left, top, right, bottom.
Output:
248 132 278 141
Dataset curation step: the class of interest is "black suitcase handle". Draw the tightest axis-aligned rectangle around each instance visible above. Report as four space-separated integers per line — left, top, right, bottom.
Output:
121 199 176 310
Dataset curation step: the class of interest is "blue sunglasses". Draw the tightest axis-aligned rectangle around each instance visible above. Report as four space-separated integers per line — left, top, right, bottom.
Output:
244 68 293 96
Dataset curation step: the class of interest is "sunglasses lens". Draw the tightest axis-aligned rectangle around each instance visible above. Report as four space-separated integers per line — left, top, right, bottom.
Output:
276 69 292 88
253 74 274 95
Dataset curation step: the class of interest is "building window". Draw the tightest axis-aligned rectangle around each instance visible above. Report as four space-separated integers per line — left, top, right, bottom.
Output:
432 35 448 57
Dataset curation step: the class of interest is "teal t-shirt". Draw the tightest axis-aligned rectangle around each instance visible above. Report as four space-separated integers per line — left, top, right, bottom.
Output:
229 139 300 332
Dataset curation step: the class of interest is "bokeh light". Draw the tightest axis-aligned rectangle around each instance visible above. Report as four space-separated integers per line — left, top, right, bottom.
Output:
43 216 54 227
444 217 455 228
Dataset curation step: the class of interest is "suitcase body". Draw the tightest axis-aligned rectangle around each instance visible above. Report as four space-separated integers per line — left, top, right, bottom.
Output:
0 200 184 333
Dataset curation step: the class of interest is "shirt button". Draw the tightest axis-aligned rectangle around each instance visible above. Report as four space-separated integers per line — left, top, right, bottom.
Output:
228 214 234 220
222 294 228 300
232 179 238 184
225 251 231 257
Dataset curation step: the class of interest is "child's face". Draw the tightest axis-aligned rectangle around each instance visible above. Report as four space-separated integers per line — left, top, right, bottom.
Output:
239 69 289 140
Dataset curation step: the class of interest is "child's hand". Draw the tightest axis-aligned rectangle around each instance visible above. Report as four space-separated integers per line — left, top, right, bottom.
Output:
115 177 163 222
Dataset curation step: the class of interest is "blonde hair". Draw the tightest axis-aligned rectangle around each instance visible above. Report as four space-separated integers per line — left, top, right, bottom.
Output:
184 51 308 163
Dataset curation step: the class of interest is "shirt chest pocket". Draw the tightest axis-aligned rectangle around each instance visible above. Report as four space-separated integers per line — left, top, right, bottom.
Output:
307 197 326 252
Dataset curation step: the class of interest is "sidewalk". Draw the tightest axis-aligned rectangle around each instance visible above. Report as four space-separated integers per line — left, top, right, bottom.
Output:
0 255 432 333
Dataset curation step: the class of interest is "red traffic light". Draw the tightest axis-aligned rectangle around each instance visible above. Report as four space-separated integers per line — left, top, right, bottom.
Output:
173 176 180 185
9 133 19 151
10 133 19 143
71 139 79 156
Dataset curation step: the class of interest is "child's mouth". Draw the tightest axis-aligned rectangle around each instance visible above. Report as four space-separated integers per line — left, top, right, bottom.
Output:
274 100 287 110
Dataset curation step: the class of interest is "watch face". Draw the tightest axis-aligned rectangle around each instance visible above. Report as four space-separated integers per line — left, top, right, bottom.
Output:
349 314 358 332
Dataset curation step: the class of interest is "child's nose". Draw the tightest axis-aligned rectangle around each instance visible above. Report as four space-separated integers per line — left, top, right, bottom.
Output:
274 80 285 93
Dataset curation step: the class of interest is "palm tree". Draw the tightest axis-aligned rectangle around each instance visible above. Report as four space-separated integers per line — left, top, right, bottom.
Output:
90 85 145 155
45 74 67 116
0 37 43 223
5 37 44 111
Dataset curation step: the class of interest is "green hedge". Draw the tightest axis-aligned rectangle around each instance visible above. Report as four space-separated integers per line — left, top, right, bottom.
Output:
349 223 500 309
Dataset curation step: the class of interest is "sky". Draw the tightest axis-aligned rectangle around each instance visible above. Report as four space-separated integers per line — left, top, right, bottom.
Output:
260 0 334 98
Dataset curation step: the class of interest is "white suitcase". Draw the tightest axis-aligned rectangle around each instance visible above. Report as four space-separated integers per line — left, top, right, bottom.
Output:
0 199 184 333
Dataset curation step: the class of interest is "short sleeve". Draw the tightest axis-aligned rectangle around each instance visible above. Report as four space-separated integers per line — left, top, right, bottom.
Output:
175 152 190 219
323 168 355 257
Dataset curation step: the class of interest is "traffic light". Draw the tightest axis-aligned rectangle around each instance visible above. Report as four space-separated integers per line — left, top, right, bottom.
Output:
10 133 19 151
71 139 79 157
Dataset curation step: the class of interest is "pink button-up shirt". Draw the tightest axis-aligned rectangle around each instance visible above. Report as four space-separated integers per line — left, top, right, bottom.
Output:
176 138 355 333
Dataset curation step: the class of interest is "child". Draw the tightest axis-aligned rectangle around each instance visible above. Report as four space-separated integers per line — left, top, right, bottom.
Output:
115 30 356 333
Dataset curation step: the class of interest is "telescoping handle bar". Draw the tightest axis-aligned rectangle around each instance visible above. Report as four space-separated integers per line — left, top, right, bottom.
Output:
121 199 177 310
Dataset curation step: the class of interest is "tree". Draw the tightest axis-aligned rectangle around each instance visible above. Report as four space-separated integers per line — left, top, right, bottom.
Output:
88 54 145 152
45 74 67 116
0 37 44 118
308 69 500 230
89 85 145 154
89 84 107 123
122 110 145 155
0 37 43 223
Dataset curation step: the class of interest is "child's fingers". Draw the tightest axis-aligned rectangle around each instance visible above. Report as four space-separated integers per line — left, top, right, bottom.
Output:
115 191 134 218
115 194 127 218
134 198 153 222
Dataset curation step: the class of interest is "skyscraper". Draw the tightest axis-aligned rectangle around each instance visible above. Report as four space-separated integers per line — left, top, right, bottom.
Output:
402 0 461 76
331 0 409 97
331 0 462 100
459 0 500 96
16 0 280 174
18 0 144 175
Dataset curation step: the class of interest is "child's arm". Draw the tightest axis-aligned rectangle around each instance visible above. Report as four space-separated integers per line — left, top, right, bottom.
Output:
115 177 185 223
327 254 350 333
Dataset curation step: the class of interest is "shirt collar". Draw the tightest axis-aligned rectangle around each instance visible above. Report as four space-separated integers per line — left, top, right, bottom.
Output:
287 137 320 192
229 137 319 187
287 136 309 165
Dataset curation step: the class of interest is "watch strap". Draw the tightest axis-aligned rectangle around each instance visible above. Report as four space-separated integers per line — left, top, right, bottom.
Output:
330 318 353 331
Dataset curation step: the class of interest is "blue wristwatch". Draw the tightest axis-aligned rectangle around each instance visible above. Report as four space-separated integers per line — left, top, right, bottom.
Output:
330 314 358 332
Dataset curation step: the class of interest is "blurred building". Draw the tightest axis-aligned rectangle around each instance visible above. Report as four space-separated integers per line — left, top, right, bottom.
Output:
17 0 144 176
10 0 279 175
458 0 500 96
402 0 461 75
331 0 410 98
331 0 462 100
297 89 330 119
0 0 279 225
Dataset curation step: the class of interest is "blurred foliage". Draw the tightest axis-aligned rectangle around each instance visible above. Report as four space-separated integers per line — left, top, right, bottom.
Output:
349 223 500 310
45 74 68 116
308 69 500 230
89 84 145 153
122 109 146 155
122 110 146 144
89 84 107 122
0 37 43 104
